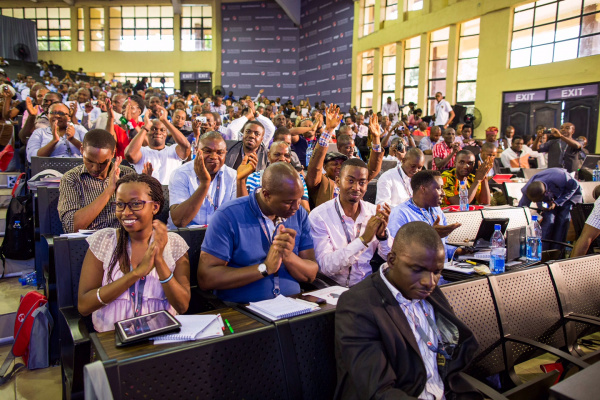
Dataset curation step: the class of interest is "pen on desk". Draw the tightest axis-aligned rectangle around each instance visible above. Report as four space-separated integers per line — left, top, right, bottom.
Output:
225 319 234 334
464 260 477 265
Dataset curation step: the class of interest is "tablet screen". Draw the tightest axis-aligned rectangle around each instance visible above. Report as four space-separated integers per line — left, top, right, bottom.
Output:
118 311 178 339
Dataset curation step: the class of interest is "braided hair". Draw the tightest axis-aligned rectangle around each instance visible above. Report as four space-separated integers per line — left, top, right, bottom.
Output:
107 174 165 281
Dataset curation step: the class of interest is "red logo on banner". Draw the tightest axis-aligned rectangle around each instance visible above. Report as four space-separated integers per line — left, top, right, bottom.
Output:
340 59 344 64
261 48 266 53
221 72 225 76
222 5 225 10
304 56 308 61
277 83 281 88
317 91 321 96
318 65 321 70
319 16 322 21
276 59 281 63
233 84 237 88
304 82 307 86
292 48 296 52
224 27 228 32
233 59 238 64
319 40 323 45
340 33 344 38
291 96 295 100
332 48 336 52
233 16 237 21
333 21 337 27
338 88 341 93
277 14 282 19
332 75 335 80
221 49 225 53
261 2 266 7
261 71 265 76
255 26 260 31
276 36 281 40
233 37 237 42
292 71 297 76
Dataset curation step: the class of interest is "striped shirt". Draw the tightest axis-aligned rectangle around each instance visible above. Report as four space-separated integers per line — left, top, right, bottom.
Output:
58 163 136 233
586 196 600 229
431 141 458 171
246 170 309 200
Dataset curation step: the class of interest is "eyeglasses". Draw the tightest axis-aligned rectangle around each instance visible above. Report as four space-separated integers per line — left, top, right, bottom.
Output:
49 111 69 117
112 200 152 212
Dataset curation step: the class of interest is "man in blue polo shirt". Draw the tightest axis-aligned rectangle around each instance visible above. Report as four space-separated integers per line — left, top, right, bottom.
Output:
198 162 318 303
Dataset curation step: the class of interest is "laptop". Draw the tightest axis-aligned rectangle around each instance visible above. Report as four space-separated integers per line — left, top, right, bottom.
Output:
582 155 600 170
456 226 522 263
448 218 510 249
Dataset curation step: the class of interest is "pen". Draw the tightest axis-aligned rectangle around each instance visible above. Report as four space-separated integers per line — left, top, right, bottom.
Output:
464 260 477 265
225 319 234 334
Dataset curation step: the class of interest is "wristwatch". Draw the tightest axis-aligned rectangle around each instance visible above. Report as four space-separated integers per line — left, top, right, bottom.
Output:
258 263 268 277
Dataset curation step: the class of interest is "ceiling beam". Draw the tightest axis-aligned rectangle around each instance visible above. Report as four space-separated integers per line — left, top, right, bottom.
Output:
171 0 181 15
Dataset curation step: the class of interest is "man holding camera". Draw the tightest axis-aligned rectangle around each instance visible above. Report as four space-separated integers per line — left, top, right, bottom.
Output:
531 123 585 174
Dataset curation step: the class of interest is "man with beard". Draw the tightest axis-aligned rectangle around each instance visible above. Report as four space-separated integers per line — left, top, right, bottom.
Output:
168 131 236 228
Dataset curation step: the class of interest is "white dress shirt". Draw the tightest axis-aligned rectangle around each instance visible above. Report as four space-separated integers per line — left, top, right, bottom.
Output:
75 103 101 124
376 164 412 208
356 124 369 139
382 101 400 122
309 198 392 287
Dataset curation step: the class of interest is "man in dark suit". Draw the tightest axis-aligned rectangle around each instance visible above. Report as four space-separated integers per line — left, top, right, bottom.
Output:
334 221 482 400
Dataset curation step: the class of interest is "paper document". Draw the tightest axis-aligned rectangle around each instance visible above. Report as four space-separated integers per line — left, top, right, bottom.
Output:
304 286 349 306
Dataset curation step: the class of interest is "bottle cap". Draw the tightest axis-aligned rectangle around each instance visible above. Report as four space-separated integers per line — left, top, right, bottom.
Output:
532 215 538 221
460 181 465 185
494 224 501 230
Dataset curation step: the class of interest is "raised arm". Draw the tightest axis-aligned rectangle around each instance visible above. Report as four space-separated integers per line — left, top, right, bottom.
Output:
306 104 341 190
157 106 191 160
367 114 384 181
124 112 151 164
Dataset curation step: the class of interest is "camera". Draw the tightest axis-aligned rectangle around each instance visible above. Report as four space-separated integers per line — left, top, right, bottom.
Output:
196 116 207 124
544 129 553 134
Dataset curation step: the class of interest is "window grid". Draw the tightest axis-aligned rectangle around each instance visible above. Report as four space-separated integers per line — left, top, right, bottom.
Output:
77 8 84 52
109 6 174 51
385 0 399 21
360 50 375 113
456 18 480 105
403 36 420 105
181 5 213 51
362 0 375 37
428 27 450 115
1 7 71 51
112 72 175 95
90 8 105 52
381 44 397 107
510 0 600 68
406 0 424 12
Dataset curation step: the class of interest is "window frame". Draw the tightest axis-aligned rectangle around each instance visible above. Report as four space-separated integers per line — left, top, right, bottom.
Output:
181 5 213 51
427 27 450 115
360 50 375 113
402 36 421 105
456 18 480 106
108 6 174 52
1 7 72 51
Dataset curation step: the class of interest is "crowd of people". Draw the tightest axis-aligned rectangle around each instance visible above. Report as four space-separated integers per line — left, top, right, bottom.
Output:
2 65 600 399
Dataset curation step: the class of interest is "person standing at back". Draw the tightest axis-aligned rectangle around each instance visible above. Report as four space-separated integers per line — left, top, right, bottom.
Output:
531 123 585 175
433 92 454 129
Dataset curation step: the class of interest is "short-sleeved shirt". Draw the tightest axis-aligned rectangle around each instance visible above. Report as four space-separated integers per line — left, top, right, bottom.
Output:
585 196 600 230
167 162 237 228
201 189 314 303
246 170 309 200
418 136 441 152
132 145 184 184
432 141 458 170
87 228 189 332
441 168 481 205
537 137 586 173
58 163 136 233
26 125 88 163
434 99 453 126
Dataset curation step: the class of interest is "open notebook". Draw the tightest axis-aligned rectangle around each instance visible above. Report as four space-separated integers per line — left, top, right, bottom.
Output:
152 314 224 344
247 295 319 321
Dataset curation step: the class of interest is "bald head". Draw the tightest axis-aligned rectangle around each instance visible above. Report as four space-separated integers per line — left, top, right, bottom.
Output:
405 147 424 161
526 181 546 202
393 221 445 257
262 162 301 194
199 131 225 146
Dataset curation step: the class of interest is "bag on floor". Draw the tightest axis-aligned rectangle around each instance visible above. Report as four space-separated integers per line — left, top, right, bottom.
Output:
0 187 34 277
0 291 53 385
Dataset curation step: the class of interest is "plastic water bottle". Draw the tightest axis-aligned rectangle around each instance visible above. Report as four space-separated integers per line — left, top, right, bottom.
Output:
459 181 469 211
490 224 506 274
191 139 196 160
526 215 543 262
306 143 313 166
594 164 600 182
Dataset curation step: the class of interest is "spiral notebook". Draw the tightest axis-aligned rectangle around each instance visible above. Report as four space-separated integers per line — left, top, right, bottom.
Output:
152 314 224 344
247 295 319 321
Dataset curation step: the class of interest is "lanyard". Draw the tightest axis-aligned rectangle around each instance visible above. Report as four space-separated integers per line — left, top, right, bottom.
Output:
396 166 412 197
334 200 355 287
128 264 147 317
257 216 283 296
205 171 222 212
409 199 435 226
403 301 453 360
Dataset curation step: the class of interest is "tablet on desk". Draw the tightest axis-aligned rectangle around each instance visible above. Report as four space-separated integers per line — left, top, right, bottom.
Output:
115 310 181 347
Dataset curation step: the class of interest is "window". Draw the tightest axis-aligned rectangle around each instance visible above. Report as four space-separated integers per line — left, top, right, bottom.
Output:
109 6 174 51
181 5 213 51
428 27 450 115
360 50 375 112
362 0 375 37
385 0 399 21
456 18 480 104
403 36 420 105
406 0 424 11
90 8 105 52
511 0 600 68
1 7 71 51
77 8 84 52
381 44 397 106
113 72 175 95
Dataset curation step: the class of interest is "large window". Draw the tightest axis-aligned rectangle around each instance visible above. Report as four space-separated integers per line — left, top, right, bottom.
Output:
428 27 450 115
109 6 174 51
406 0 424 11
456 18 480 104
403 36 420 105
113 72 175 95
90 8 105 52
181 5 213 51
362 0 375 37
1 7 71 51
78 8 85 52
385 1 399 21
360 50 375 112
511 0 600 68
381 44 397 107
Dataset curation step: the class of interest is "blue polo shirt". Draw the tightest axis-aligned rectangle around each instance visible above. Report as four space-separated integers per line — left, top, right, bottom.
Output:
201 189 314 303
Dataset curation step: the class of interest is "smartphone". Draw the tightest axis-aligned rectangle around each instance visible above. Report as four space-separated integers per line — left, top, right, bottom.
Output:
234 106 239 112
196 116 207 124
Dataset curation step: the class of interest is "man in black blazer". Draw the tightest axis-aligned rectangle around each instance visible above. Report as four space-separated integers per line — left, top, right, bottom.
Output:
334 221 482 399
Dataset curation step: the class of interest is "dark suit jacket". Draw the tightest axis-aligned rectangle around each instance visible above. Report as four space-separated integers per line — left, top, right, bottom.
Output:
334 272 483 400
225 140 268 171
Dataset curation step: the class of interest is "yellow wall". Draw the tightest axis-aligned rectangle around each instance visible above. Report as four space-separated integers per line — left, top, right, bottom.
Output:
353 0 600 150
1 1 222 88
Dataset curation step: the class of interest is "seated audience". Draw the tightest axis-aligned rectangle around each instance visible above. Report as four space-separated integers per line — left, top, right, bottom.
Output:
225 120 269 171
125 106 191 184
455 124 476 147
92 93 125 131
518 168 582 249
432 128 460 171
442 150 493 206
273 127 303 171
474 142 498 179
198 163 318 303
77 174 191 332
388 170 461 260
225 100 274 145
483 126 501 149
291 116 322 167
383 137 406 164
307 106 382 208
108 95 145 158
336 133 358 159
19 91 62 144
310 158 392 287
74 87 101 123
239 141 310 212
413 121 429 137
168 109 193 144
168 131 236 228
571 195 600 257
58 129 136 233
26 102 87 162
376 148 425 208
334 221 481 400
418 125 442 155
502 125 515 148
500 136 530 171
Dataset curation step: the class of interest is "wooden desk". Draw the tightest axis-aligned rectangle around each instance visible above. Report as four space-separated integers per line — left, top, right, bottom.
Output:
91 307 266 362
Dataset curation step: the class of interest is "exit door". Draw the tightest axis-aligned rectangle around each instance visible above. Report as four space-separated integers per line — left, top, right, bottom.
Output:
565 97 599 151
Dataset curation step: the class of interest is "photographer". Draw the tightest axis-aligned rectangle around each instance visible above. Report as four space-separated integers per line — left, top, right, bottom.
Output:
531 123 584 174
